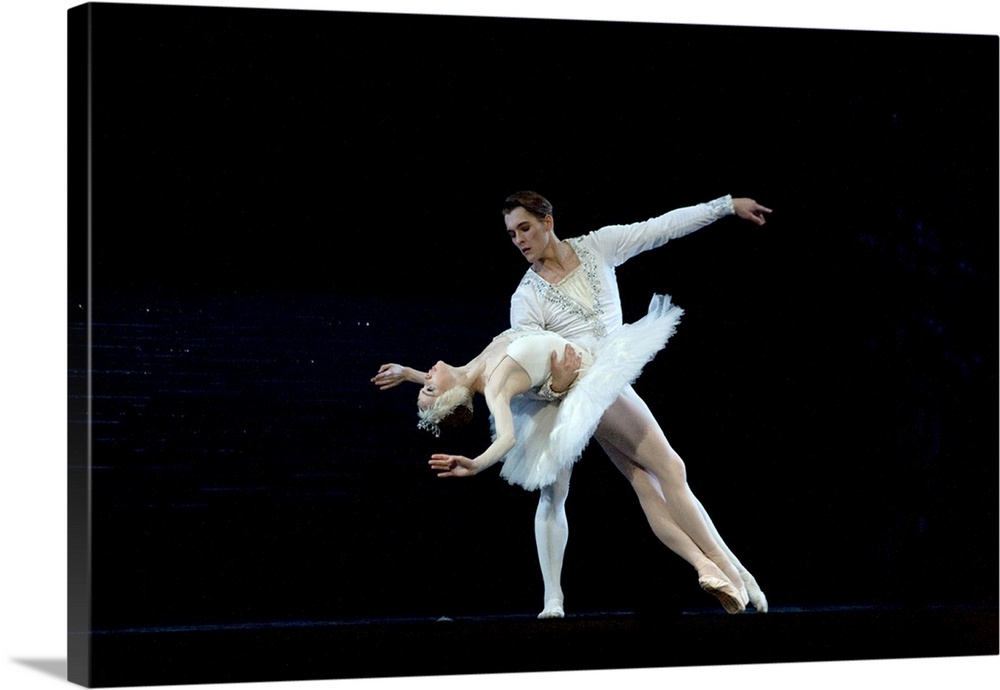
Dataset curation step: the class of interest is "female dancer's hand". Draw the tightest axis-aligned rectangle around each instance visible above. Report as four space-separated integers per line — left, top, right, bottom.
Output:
732 198 772 226
429 454 479 478
371 363 408 390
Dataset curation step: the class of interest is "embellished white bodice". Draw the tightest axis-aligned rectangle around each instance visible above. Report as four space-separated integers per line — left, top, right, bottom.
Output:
509 196 734 340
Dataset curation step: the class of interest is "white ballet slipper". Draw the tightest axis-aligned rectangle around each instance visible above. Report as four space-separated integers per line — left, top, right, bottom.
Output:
740 569 768 613
537 599 565 619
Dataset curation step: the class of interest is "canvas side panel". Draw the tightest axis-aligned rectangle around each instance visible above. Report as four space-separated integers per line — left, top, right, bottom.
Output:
67 3 93 687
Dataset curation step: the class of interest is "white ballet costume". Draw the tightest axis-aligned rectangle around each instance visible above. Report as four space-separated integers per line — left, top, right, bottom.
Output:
499 195 737 492
506 195 769 613
497 294 684 491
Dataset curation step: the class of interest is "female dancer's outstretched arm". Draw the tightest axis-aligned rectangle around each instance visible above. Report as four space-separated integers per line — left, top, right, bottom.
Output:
427 357 529 478
371 363 426 390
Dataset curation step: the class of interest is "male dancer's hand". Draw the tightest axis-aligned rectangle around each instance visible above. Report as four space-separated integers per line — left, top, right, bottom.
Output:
549 344 582 394
732 198 772 226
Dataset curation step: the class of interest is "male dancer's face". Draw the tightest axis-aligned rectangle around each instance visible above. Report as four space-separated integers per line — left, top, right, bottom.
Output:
504 207 553 264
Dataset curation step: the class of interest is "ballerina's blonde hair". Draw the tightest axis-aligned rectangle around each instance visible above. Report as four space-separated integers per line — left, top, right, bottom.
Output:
417 386 474 437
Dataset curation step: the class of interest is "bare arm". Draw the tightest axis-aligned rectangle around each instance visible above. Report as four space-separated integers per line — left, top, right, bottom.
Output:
371 363 426 390
428 358 531 478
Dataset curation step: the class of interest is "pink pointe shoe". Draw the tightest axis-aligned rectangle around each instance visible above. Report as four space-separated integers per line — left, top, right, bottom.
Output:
698 575 747 614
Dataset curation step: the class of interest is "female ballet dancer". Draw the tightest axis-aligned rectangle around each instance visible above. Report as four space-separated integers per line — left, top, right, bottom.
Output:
372 294 753 612
498 191 771 618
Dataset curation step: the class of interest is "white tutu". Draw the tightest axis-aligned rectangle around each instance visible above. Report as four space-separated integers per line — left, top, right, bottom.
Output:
496 294 683 491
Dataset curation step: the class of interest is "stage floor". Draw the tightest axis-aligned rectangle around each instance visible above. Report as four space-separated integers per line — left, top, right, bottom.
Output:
77 604 997 687
69 293 999 687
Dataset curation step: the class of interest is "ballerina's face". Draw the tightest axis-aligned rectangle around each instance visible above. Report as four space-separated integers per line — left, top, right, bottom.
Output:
505 207 554 263
417 361 456 410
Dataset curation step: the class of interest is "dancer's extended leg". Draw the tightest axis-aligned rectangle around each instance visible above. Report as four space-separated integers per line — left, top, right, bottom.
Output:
599 437 745 614
691 494 768 612
595 387 748 611
535 466 571 618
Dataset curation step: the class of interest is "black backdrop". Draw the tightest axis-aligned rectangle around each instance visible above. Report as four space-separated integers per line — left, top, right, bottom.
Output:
70 3 997 634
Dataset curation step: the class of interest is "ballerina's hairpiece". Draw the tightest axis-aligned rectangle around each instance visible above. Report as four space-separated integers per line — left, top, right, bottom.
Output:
417 386 473 437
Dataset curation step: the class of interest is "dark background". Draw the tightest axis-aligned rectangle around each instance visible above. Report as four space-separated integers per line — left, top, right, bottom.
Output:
70 3 996 633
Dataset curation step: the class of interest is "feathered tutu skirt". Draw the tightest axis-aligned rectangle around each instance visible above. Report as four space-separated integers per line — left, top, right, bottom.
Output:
497 294 683 491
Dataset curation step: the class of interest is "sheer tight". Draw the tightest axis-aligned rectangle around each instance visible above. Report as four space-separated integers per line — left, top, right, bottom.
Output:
532 386 765 615
535 466 571 619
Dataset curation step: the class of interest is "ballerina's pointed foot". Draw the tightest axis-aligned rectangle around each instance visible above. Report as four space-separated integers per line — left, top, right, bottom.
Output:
704 549 749 608
737 583 750 608
699 576 746 614
537 599 565 619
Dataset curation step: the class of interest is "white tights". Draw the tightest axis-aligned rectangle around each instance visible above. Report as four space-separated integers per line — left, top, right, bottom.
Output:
532 386 766 616
535 467 571 619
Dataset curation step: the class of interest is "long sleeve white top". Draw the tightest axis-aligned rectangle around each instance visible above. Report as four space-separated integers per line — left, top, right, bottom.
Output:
509 195 734 341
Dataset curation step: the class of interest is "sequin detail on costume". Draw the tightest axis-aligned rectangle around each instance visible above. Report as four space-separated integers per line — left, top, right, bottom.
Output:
521 239 607 338
708 194 735 217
